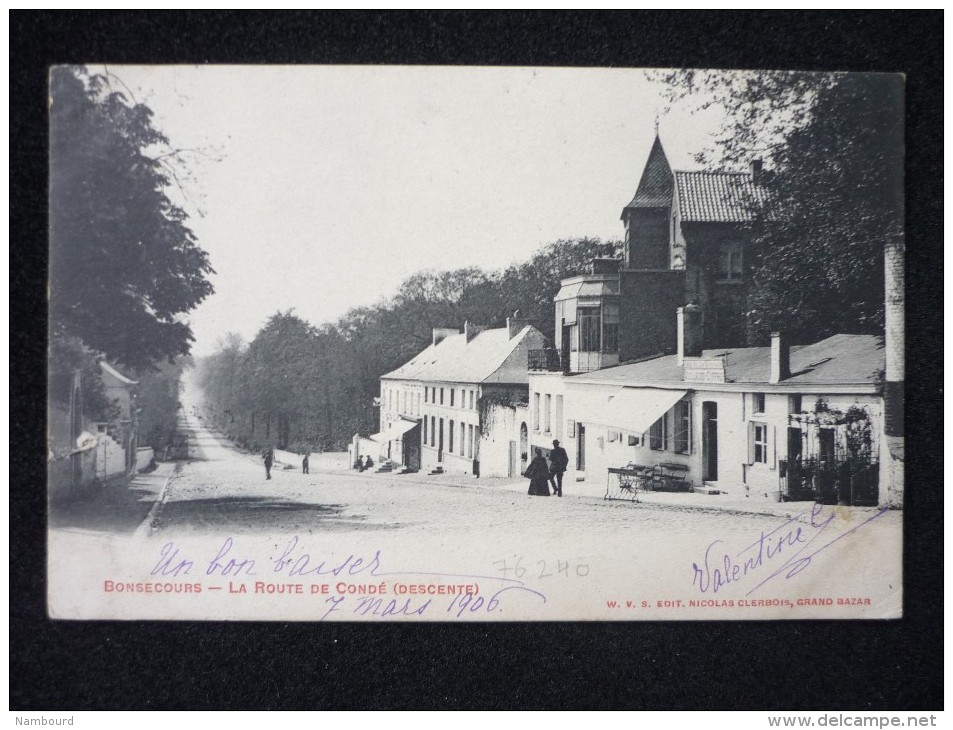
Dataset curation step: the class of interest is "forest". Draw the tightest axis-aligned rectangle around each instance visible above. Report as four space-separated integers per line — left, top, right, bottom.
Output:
196 238 619 453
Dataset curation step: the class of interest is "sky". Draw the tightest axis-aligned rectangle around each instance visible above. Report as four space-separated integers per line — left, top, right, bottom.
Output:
104 65 731 356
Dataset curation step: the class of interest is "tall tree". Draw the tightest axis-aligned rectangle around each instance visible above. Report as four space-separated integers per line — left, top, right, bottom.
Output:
49 66 214 371
653 70 903 343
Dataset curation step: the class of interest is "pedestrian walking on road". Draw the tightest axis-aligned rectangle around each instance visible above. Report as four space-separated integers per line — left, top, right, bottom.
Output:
525 449 552 497
302 453 309 474
549 439 569 497
262 448 274 480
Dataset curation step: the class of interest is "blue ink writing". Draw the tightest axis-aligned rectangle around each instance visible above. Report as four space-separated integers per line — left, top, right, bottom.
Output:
150 542 194 577
272 536 382 577
206 537 256 577
692 503 886 596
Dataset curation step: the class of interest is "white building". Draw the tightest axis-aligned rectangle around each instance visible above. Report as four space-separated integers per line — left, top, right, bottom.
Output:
376 319 545 478
529 318 886 504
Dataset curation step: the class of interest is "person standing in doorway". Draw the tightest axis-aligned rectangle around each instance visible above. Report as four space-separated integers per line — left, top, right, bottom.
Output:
262 447 274 480
549 439 569 497
302 452 309 474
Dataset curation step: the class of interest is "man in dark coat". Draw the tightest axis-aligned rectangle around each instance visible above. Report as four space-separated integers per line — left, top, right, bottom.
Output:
549 439 569 497
302 453 309 474
263 448 274 480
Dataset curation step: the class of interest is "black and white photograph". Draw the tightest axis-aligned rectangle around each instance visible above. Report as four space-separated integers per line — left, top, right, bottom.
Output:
46 64 905 622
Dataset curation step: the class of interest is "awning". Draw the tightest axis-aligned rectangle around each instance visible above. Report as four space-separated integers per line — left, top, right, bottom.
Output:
574 388 688 434
382 419 420 442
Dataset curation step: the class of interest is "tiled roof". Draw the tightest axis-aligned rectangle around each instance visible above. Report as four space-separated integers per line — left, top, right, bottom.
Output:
674 171 766 223
382 326 542 385
624 136 674 210
572 335 884 388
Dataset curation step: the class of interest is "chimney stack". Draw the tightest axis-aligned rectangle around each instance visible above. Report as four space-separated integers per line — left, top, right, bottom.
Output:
751 159 764 183
432 327 457 346
464 321 489 343
769 331 790 383
676 304 704 366
507 316 530 340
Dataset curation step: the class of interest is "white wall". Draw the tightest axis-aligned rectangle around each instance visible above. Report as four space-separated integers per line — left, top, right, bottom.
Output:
533 371 883 502
416 381 481 475
135 447 155 472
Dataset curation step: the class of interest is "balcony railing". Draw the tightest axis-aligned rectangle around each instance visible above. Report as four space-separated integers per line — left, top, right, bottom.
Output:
528 348 562 372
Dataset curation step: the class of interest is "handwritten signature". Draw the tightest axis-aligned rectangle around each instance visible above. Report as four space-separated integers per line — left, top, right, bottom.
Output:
692 503 889 596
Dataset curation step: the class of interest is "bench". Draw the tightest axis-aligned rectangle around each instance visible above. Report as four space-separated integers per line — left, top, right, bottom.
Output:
649 462 692 492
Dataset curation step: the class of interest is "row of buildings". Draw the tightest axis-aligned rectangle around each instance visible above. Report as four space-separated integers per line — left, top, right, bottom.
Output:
366 135 904 508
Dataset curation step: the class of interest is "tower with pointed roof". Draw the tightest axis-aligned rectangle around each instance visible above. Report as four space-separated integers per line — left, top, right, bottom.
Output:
616 133 765 360
622 134 675 270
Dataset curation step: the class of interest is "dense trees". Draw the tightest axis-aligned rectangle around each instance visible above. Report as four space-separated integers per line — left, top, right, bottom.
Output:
49 66 213 436
197 238 620 452
49 66 214 372
656 70 903 343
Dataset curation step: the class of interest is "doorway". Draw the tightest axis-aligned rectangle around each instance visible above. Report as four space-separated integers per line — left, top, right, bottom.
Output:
438 418 444 462
519 422 528 474
702 402 718 481
577 424 586 472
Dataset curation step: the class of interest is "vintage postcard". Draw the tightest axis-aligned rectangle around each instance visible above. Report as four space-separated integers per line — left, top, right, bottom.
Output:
47 65 904 621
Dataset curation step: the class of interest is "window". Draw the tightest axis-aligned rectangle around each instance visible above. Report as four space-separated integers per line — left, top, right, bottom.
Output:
819 428 836 463
578 307 601 352
460 422 465 455
544 394 552 433
467 425 474 458
469 390 474 409
673 400 691 454
449 420 455 453
424 387 429 404
423 417 427 444
753 393 766 414
450 389 455 407
430 416 436 447
602 303 620 354
533 392 540 431
720 244 744 280
554 395 564 439
752 423 769 463
440 388 444 405
789 394 802 414
649 413 669 451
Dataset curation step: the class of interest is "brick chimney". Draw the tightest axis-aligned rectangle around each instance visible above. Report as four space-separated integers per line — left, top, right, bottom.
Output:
507 316 531 339
769 331 790 383
751 159 764 183
676 304 704 366
464 321 489 343
432 327 457 346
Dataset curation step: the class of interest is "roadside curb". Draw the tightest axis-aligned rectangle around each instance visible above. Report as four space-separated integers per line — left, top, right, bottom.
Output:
133 463 179 539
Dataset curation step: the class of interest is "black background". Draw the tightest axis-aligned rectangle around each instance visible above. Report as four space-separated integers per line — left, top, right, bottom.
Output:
10 11 943 710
